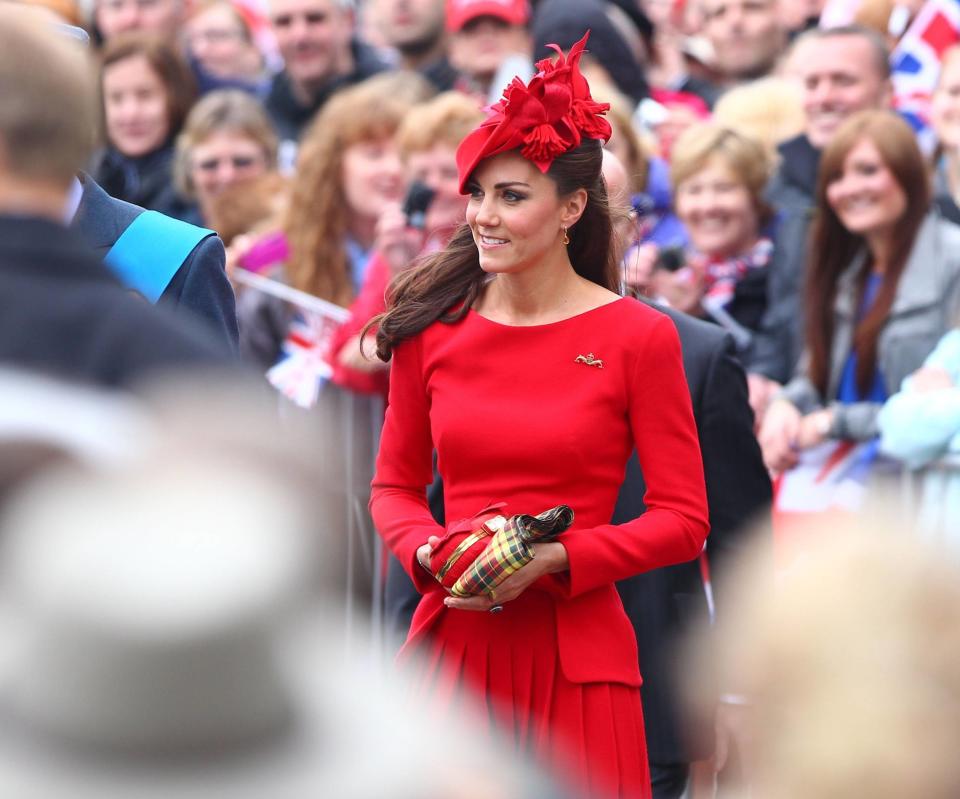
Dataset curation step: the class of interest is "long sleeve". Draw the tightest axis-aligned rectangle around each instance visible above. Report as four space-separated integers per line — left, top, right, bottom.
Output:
560 314 710 597
879 330 960 468
369 335 445 594
163 235 240 354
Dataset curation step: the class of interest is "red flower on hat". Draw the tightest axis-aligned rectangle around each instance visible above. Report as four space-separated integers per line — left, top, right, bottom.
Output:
455 31 612 193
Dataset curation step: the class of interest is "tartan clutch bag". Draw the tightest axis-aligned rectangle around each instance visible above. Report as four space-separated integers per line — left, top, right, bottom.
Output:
448 505 574 598
428 503 507 591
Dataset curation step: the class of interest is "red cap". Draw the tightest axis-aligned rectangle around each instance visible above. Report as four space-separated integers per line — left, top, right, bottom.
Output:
455 31 611 194
446 0 529 33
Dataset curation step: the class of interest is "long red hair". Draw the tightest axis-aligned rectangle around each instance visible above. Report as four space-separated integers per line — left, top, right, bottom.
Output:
805 110 930 397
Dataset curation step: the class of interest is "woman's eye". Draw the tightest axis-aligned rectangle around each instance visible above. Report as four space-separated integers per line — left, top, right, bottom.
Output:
503 190 524 202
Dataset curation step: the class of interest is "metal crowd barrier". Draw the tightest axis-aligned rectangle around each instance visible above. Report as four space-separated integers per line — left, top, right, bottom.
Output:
233 270 386 658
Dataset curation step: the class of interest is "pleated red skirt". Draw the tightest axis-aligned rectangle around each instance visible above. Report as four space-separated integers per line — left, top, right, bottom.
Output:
402 590 652 799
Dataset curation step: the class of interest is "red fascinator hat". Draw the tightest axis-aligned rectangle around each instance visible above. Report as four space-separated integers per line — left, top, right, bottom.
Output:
455 31 612 194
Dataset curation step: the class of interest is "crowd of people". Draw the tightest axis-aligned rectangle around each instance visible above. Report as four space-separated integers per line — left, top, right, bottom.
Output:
2 0 960 797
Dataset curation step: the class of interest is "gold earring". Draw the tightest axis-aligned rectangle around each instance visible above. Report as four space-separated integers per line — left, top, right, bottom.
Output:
561 226 570 245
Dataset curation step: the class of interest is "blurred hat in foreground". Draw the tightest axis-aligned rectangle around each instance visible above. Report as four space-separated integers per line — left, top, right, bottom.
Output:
0 376 554 798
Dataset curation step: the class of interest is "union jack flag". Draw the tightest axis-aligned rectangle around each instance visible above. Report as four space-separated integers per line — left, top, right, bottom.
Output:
266 310 341 409
772 439 897 568
890 0 960 152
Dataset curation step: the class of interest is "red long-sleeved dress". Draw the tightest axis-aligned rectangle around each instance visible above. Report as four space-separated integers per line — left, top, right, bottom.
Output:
370 297 709 798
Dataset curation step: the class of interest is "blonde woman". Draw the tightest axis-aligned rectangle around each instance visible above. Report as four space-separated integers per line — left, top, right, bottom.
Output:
172 90 278 227
651 123 774 356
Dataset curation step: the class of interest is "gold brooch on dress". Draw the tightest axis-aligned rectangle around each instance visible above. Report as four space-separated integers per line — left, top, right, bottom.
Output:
574 353 603 369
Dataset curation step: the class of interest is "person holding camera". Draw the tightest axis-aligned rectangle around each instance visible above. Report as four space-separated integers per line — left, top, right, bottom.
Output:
328 92 484 395
235 73 429 368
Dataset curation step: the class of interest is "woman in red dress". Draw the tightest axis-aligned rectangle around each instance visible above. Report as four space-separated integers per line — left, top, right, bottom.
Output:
369 34 709 798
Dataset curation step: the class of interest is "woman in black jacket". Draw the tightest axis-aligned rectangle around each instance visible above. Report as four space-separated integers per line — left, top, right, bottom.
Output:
91 33 197 218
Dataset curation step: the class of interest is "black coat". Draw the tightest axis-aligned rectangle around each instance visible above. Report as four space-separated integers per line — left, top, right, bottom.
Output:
0 215 230 389
746 134 821 382
88 144 180 218
74 174 239 353
264 40 390 144
614 305 771 764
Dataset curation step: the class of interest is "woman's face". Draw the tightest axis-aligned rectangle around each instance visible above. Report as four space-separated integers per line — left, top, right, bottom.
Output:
190 130 269 212
465 150 577 276
102 54 170 158
675 157 759 258
405 143 466 234
933 56 960 152
826 137 907 241
341 137 403 221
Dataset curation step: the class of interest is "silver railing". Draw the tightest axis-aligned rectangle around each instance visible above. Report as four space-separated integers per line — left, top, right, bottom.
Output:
234 271 386 657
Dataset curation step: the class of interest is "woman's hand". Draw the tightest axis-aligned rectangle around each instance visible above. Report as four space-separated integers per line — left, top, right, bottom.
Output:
224 233 254 281
758 397 802 474
747 373 781 431
650 265 704 316
443 542 569 612
337 332 387 373
415 535 442 577
375 202 425 275
796 407 834 450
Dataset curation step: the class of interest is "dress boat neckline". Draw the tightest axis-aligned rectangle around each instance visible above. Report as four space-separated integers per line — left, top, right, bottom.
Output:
467 296 628 330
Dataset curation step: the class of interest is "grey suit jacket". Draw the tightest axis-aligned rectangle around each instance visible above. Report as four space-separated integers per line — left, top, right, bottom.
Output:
782 212 960 439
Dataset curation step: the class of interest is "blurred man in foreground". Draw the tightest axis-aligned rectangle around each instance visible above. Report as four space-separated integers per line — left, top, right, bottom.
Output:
0 12 229 388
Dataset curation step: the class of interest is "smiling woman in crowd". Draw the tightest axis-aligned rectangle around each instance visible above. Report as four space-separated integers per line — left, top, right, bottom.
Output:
237 72 431 368
91 33 197 216
650 123 774 358
759 110 960 474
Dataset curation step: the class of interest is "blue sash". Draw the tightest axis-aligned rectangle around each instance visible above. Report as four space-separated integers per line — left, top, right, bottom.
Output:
105 211 212 303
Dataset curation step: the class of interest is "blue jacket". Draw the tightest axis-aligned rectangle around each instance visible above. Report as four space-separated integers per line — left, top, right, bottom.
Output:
74 174 239 353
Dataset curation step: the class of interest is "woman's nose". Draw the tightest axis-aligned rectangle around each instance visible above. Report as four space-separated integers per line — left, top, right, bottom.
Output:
479 191 505 224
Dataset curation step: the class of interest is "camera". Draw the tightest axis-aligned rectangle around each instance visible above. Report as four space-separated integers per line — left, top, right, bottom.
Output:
654 246 687 273
402 180 436 231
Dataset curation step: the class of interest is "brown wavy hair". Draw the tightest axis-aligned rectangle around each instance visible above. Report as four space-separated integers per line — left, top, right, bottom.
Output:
372 138 618 360
805 110 930 397
284 72 432 305
100 33 197 146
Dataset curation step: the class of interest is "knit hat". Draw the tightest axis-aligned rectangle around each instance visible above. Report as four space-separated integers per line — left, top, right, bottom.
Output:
531 0 649 104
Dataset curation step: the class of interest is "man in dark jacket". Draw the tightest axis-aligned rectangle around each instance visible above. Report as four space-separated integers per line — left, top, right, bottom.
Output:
747 25 891 403
73 173 240 353
265 0 389 146
0 13 230 389
602 150 771 798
